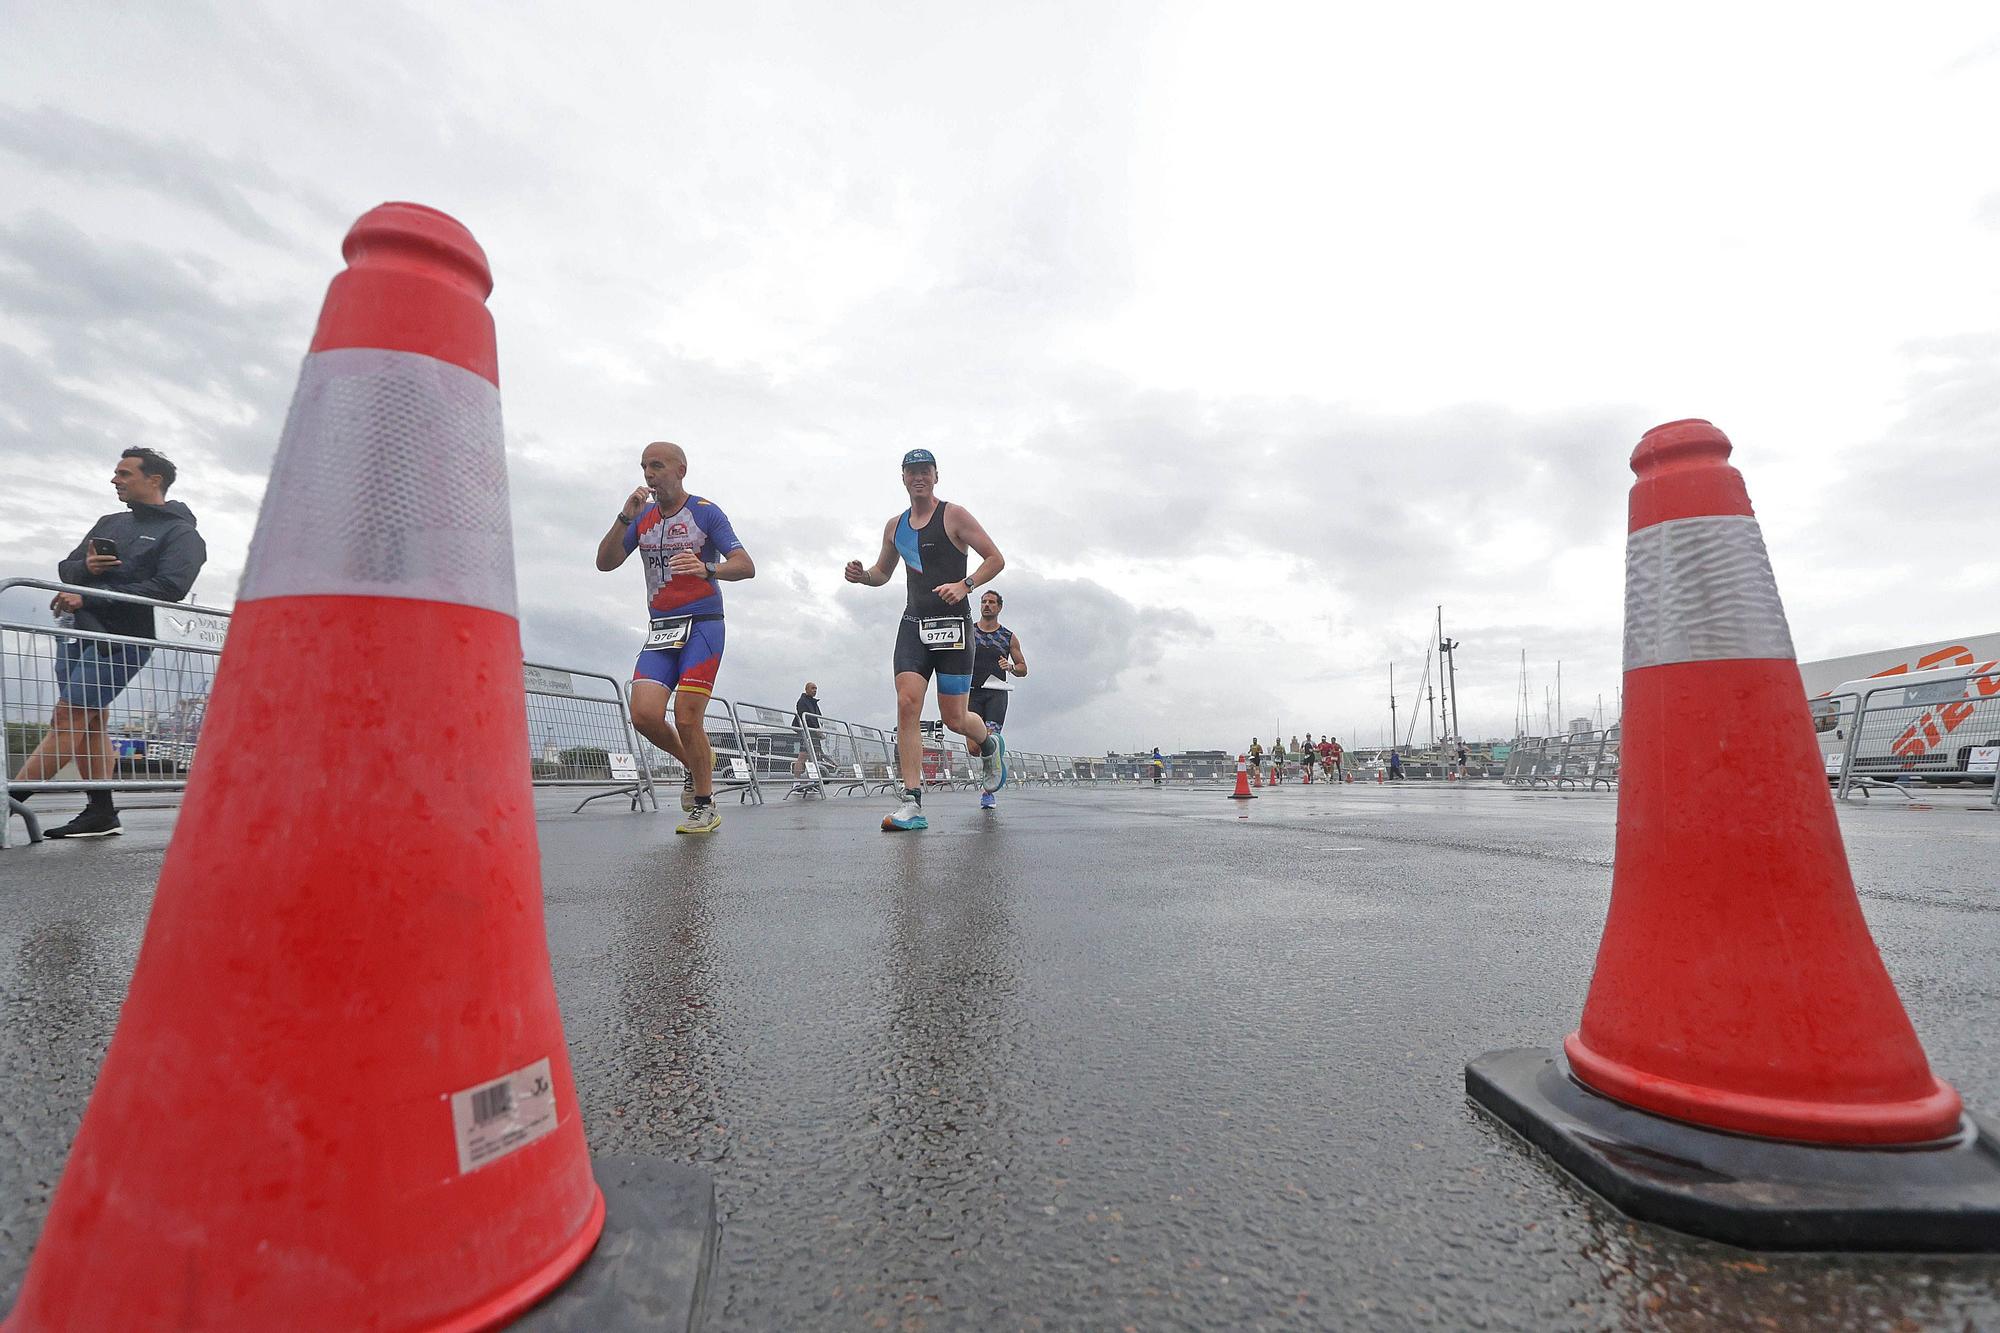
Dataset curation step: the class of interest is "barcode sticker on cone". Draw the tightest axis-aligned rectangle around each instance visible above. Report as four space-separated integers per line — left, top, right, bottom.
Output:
449 1057 558 1174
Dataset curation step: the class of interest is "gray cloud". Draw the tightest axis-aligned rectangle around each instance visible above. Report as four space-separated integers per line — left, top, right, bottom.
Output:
4 4 1997 755
0 104 344 247
0 212 305 477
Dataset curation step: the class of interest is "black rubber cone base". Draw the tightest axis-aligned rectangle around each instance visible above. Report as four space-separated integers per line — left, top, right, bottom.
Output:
518 1155 719 1331
1466 1046 2000 1252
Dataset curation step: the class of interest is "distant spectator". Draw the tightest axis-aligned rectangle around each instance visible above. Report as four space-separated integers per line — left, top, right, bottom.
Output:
9 448 206 838
1387 748 1404 780
793 680 824 757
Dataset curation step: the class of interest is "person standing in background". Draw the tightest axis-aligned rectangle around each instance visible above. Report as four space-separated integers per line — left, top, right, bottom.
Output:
10 448 206 839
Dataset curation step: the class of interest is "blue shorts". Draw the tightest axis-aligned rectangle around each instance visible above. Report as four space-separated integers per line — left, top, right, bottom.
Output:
633 617 725 696
55 637 152 710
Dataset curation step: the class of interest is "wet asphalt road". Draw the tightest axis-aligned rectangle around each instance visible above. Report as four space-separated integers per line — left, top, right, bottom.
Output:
3 781 1998 1331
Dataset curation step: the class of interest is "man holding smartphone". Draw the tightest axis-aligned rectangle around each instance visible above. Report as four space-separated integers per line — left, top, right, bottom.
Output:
9 448 207 838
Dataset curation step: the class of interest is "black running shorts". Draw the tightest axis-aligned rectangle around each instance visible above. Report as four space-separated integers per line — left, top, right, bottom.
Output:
968 687 1009 730
894 614 973 695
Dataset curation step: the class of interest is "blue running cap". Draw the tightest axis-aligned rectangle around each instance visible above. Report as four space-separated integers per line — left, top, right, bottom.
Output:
901 448 937 468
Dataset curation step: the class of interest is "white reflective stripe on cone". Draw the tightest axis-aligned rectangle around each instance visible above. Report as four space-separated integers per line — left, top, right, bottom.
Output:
1623 513 1794 671
239 347 516 617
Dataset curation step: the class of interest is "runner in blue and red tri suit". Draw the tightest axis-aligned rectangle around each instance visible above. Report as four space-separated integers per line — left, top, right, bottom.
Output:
596 441 755 835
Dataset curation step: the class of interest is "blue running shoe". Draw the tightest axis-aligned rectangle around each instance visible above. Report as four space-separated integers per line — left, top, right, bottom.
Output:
979 790 996 810
980 732 1008 793
882 793 928 832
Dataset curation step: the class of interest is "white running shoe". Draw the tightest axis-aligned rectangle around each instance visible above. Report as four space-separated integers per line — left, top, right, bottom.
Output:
676 802 721 835
980 733 1008 793
882 795 928 832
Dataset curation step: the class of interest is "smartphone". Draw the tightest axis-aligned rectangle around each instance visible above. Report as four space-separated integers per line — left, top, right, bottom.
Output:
90 538 119 558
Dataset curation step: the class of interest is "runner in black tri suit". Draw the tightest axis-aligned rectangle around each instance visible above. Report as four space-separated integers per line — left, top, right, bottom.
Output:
969 589 1028 810
845 448 1008 831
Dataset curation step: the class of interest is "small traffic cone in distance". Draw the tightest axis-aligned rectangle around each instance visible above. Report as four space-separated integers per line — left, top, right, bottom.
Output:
1230 755 1256 800
6 205 713 1330
1467 419 2000 1252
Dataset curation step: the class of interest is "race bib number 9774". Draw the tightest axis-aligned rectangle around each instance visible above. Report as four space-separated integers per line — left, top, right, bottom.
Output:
919 617 966 651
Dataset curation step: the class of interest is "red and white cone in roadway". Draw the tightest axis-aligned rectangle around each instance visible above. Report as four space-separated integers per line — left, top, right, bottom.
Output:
1229 754 1257 800
1466 420 2000 1252
6 204 714 1331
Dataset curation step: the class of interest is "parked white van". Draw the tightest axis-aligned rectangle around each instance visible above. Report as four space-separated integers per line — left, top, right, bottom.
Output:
1814 659 2000 785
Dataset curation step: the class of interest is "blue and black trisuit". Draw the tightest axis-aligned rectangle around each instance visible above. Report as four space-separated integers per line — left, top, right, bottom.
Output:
891 502 973 694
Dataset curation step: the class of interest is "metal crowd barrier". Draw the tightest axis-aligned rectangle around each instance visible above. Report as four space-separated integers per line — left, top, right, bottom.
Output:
629 693 761 806
524 662 657 813
2 579 224 848
5 576 1116 844
1500 732 1617 791
1103 752 1200 783
1832 667 2000 806
734 700 820 797
1 577 653 846
836 722 900 794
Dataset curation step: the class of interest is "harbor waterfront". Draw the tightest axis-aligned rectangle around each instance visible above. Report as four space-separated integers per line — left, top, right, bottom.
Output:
4 780 1995 1331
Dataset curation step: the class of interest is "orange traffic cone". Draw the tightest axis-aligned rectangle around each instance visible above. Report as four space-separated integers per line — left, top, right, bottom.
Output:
6 205 708 1328
1468 419 1997 1251
1229 755 1256 800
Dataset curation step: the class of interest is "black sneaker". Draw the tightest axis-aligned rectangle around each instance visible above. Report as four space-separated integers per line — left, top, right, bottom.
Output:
45 808 122 838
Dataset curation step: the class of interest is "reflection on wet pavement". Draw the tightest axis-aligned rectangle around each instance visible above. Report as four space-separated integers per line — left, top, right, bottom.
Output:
3 784 1997 1330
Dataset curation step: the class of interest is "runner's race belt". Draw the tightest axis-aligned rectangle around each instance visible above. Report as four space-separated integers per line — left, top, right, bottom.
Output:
645 613 721 651
918 616 967 652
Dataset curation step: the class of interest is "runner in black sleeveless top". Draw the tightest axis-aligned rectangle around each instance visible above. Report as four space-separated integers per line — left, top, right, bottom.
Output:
970 589 1028 809
895 501 970 677
845 449 1009 831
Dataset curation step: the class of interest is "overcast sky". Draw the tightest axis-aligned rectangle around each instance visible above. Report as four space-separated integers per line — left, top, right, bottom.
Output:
3 3 1997 753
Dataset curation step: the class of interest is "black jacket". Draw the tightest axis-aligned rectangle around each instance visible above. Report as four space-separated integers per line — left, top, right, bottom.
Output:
57 500 207 639
793 694 823 729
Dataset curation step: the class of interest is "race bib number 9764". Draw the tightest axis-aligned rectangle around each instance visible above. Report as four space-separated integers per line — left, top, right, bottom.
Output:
646 616 693 651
